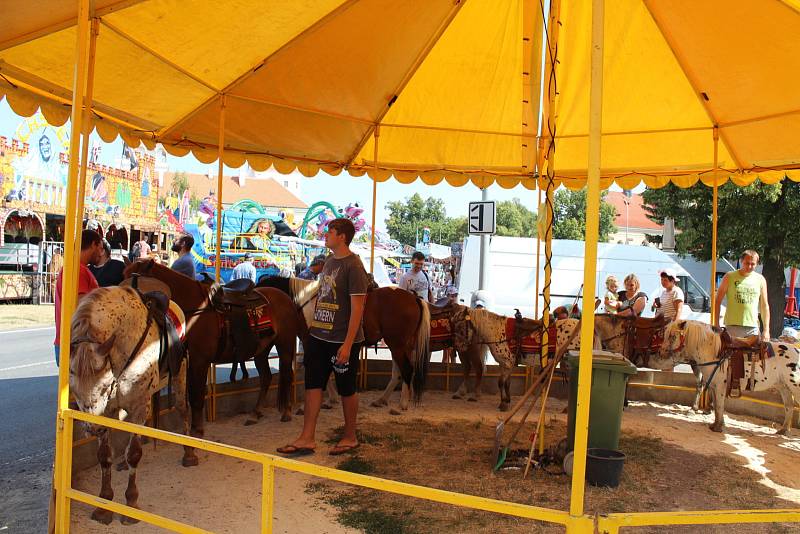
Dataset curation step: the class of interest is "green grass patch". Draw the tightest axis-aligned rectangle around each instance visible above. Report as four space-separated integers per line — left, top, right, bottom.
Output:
336 455 375 475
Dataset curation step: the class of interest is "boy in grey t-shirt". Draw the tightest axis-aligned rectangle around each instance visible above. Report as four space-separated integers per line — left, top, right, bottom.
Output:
278 218 368 457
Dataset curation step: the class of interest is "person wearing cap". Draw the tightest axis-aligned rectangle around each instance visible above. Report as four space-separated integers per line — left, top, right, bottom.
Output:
714 249 770 341
655 268 683 322
231 252 257 282
89 238 126 287
298 255 326 281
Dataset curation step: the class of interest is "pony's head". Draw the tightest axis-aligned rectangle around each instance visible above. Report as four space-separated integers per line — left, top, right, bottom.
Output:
656 320 721 369
69 288 121 394
123 258 157 279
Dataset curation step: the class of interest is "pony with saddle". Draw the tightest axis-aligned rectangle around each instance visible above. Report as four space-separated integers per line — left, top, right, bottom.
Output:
258 276 431 412
124 259 301 441
654 320 800 434
70 286 192 524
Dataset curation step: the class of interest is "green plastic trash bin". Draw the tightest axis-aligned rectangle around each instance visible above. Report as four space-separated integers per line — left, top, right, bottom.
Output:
566 351 637 451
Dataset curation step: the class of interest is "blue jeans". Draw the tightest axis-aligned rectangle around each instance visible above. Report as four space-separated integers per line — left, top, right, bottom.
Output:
54 345 60 366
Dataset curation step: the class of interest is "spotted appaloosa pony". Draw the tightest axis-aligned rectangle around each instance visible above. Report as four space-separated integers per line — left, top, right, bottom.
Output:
124 259 301 440
259 276 431 412
592 313 709 412
654 320 800 434
70 286 192 525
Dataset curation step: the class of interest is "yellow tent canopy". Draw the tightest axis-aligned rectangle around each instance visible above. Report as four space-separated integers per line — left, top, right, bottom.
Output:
3 0 798 189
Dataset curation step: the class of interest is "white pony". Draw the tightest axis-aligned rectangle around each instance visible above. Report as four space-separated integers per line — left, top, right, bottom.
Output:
70 286 192 524
654 320 800 434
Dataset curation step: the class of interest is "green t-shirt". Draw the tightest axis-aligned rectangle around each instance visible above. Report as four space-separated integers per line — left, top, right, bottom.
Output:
723 271 765 328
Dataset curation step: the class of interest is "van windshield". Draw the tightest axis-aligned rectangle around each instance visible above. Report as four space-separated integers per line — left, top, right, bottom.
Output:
680 276 708 312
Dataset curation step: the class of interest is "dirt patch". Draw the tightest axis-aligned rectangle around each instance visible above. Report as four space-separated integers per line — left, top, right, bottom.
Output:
67 390 800 533
310 418 797 534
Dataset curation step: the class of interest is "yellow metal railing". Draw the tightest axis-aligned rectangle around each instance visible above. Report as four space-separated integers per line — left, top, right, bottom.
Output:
61 408 571 533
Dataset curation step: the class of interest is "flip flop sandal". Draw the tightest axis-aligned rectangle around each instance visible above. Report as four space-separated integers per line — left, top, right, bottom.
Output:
276 445 315 457
329 443 360 456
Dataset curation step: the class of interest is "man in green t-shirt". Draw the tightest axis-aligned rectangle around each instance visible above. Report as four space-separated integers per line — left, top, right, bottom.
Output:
714 249 770 341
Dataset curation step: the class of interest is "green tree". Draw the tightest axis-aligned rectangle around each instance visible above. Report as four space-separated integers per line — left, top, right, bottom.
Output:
552 189 617 241
495 198 537 237
385 194 467 246
642 180 800 336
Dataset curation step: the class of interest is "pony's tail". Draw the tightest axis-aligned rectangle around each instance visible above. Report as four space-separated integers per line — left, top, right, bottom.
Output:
411 299 431 404
277 342 295 415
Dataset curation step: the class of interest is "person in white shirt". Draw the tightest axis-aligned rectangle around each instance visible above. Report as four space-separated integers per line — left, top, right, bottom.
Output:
655 268 684 321
398 251 433 302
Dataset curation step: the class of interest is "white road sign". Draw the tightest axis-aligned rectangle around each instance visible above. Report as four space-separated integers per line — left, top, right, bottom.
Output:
468 201 496 235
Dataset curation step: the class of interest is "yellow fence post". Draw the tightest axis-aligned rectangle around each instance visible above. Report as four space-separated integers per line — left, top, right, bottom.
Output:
53 0 92 530
568 0 604 528
261 459 275 533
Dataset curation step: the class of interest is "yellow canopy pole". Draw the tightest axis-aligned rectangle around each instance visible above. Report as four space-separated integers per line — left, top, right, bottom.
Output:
370 127 379 274
534 186 542 319
569 0 604 524
54 0 93 530
214 95 226 283
710 127 719 326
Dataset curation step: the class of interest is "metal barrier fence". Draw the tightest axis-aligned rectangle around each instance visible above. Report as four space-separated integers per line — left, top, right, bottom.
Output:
38 240 63 305
59 354 800 533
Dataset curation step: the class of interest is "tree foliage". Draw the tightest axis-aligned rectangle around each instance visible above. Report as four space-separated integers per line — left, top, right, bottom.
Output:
552 189 617 241
642 180 800 336
495 198 537 237
385 194 466 246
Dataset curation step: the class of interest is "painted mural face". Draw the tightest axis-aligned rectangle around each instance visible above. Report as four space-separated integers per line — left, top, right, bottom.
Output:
38 134 52 162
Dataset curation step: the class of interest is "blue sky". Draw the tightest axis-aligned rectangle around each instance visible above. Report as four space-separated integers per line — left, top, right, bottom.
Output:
0 98 545 232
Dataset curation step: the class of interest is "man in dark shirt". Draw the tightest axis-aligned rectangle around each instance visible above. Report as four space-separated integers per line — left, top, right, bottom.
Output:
278 219 368 457
89 239 126 287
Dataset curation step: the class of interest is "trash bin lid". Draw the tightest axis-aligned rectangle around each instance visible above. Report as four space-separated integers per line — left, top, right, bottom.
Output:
566 350 637 375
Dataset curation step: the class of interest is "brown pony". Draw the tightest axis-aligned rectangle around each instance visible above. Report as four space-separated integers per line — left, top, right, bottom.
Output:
124 259 301 441
258 277 431 411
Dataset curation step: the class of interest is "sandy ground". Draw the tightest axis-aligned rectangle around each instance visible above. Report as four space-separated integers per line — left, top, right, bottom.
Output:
69 389 800 533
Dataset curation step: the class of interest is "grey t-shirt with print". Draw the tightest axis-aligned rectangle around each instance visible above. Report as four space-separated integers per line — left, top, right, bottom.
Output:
309 253 369 343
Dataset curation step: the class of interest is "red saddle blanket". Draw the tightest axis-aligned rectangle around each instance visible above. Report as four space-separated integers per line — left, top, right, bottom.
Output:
506 319 556 356
246 304 273 334
430 317 454 347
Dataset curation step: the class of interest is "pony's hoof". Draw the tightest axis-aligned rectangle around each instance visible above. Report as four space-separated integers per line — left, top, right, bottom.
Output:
498 403 510 412
389 408 402 416
120 512 140 525
452 394 463 400
115 461 129 472
280 414 292 422
467 397 478 402
182 454 199 467
295 408 304 416
709 423 724 433
777 427 791 436
244 419 258 426
321 403 333 410
91 508 114 525
370 399 388 408
241 372 250 381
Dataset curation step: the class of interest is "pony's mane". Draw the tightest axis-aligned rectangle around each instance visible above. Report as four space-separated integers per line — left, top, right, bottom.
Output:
468 307 503 329
289 277 320 307
70 287 140 383
671 320 721 359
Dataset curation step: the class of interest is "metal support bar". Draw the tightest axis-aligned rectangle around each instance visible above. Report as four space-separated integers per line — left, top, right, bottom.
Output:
214 96 226 283
710 127 720 325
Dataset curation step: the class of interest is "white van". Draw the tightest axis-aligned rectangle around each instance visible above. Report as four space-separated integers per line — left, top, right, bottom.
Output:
457 236 718 323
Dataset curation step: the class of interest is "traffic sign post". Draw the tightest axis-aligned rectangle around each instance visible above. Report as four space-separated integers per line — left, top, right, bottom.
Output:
469 201 496 235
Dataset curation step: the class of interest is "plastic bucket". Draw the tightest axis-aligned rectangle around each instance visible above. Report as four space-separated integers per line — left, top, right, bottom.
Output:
585 448 625 487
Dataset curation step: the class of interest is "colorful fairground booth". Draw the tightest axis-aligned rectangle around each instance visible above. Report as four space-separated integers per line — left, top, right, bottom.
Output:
3 0 800 532
0 114 173 301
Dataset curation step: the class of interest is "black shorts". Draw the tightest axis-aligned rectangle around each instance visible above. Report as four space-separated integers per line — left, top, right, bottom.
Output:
304 336 362 397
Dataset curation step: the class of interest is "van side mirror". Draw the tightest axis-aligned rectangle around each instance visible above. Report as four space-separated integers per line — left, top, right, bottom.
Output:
702 295 710 312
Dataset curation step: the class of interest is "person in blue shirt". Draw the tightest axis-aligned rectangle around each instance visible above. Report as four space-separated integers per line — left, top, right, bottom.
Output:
297 255 326 281
170 233 196 279
231 253 257 283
